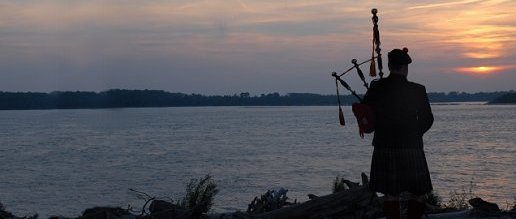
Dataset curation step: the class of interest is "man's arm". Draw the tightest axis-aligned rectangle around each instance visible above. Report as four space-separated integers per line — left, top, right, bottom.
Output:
362 81 379 104
418 87 434 135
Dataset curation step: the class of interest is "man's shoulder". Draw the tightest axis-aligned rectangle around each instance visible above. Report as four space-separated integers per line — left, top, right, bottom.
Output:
407 81 426 91
370 77 427 92
369 78 385 88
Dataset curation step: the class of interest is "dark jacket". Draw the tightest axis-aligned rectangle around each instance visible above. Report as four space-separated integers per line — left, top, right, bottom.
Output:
363 74 433 148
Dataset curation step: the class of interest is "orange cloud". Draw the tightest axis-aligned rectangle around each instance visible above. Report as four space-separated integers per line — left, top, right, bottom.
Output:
398 0 516 61
454 65 514 75
408 0 483 10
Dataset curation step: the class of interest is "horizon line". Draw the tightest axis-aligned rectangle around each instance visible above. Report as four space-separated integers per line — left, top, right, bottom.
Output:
1 89 514 96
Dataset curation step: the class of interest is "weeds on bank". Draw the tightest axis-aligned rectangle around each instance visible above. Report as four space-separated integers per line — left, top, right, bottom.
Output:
500 198 516 212
425 190 442 207
420 180 477 210
247 188 293 214
444 181 475 210
180 174 219 214
333 176 348 193
332 175 361 193
129 174 218 217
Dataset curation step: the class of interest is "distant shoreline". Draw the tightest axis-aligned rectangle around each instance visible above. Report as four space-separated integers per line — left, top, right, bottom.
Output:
0 89 513 110
487 92 516 105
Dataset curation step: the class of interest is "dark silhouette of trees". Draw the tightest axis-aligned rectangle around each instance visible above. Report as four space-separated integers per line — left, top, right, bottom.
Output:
0 89 510 110
427 91 508 103
488 91 516 104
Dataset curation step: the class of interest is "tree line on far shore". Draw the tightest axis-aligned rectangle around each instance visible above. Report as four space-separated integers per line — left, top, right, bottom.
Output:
0 89 513 110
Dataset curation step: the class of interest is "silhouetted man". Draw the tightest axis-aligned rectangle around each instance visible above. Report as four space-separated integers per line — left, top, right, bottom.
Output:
363 48 434 219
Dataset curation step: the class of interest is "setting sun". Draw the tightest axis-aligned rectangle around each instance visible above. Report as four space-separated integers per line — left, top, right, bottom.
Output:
455 66 506 75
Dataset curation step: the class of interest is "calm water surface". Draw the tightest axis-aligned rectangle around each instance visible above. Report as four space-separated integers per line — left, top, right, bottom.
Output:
0 104 514 217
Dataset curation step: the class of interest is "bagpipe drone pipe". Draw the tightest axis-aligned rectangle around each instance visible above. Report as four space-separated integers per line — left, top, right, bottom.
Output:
331 8 382 138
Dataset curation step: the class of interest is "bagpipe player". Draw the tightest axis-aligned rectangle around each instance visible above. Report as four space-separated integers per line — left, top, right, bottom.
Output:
362 48 434 219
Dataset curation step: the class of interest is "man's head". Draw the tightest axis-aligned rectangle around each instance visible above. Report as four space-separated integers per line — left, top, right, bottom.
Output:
388 48 412 76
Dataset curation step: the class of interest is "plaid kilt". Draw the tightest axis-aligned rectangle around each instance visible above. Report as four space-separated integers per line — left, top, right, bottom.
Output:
369 147 433 196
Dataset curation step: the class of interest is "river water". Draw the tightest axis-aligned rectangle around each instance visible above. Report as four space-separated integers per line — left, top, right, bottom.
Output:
0 104 514 217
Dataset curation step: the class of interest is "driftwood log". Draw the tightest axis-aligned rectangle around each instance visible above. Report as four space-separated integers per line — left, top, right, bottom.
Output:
212 173 381 219
254 186 378 219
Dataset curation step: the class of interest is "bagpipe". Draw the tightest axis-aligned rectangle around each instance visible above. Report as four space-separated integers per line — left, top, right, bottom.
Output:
331 8 382 138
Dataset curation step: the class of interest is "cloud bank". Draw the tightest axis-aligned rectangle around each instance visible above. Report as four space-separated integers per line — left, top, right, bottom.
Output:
0 0 514 93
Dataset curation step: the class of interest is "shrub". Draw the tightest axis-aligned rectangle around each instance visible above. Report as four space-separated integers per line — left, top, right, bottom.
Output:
333 176 349 193
444 181 475 210
180 175 219 215
247 188 292 214
425 190 442 207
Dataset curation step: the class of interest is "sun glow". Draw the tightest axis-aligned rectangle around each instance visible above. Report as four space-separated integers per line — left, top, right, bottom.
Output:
455 66 506 75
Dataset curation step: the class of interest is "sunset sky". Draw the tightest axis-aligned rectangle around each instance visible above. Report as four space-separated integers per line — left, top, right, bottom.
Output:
1 0 515 94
